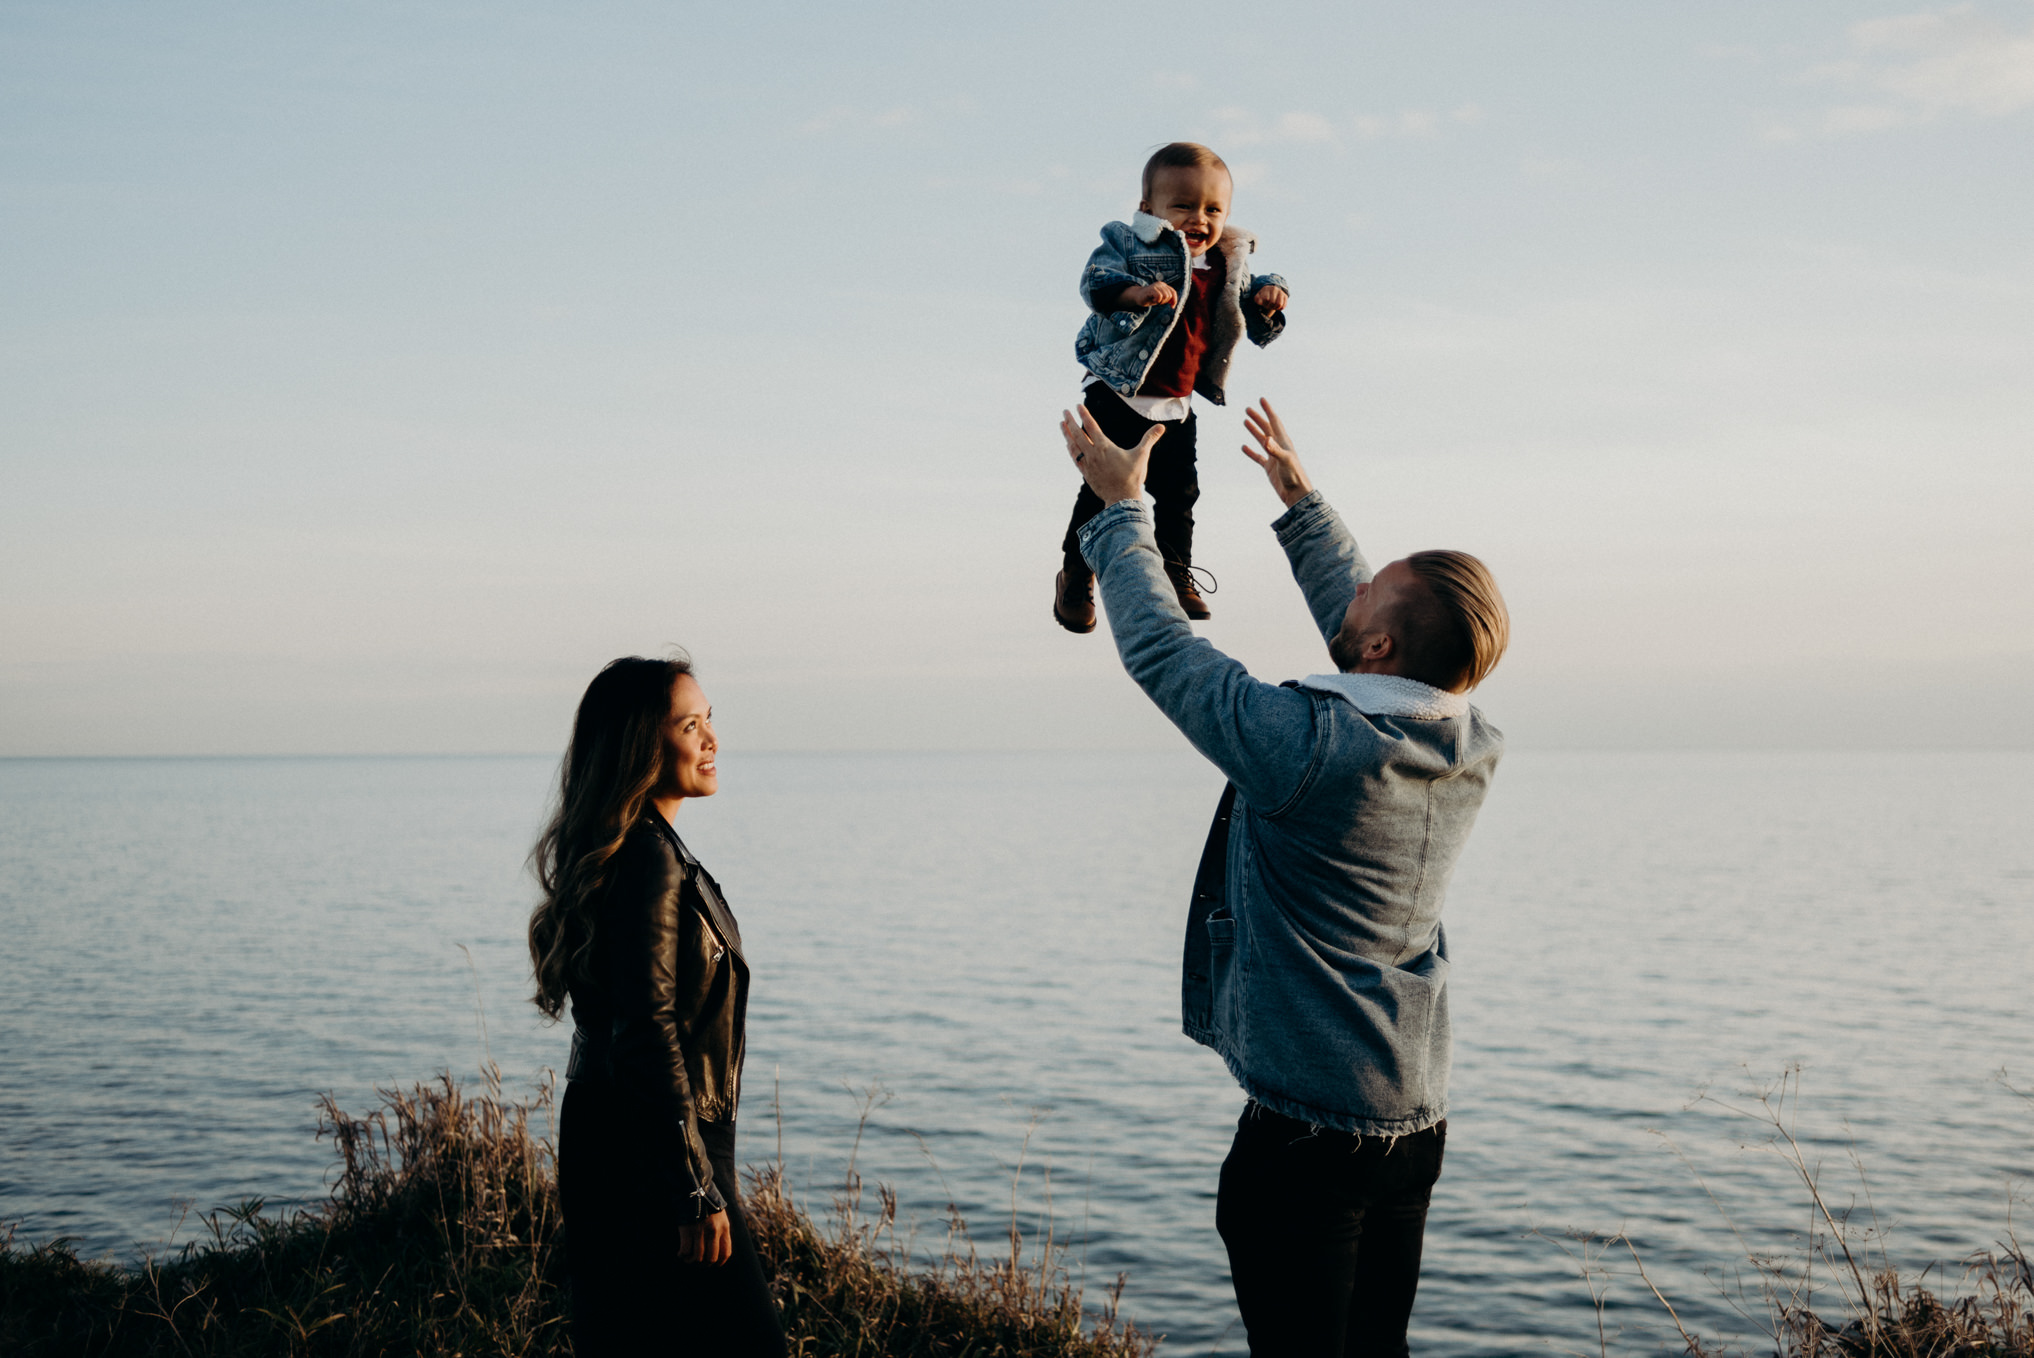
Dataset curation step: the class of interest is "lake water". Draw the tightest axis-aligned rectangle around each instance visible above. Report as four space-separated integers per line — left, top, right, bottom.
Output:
2 750 2029 1355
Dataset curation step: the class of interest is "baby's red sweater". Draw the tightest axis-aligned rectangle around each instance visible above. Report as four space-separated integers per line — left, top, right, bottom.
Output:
1136 249 1225 401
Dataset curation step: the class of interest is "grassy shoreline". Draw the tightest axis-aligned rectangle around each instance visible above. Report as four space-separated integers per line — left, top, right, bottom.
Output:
4 1073 2028 1355
0 1076 1153 1357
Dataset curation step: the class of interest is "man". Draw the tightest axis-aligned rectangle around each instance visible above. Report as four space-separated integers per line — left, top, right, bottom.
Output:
1060 398 1510 1358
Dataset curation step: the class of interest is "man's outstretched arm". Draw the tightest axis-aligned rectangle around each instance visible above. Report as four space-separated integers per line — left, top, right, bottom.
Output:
1240 401 1373 648
1062 410 1316 815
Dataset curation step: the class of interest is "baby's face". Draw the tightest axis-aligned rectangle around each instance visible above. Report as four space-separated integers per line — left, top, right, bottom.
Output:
1141 164 1231 256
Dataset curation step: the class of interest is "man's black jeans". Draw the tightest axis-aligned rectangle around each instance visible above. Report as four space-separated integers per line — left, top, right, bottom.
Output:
1217 1102 1447 1358
1060 382 1200 574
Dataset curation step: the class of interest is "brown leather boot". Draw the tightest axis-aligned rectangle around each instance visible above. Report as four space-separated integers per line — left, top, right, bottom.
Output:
1166 561 1214 620
1053 567 1097 633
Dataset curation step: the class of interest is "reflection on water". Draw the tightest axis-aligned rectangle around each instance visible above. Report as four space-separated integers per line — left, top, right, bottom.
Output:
1 750 2029 1355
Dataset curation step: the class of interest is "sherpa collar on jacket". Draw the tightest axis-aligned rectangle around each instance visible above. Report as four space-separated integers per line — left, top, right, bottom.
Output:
1297 673 1469 720
1129 211 1260 260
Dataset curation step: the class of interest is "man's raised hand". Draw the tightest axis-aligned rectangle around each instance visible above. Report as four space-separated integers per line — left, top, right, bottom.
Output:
1063 406 1163 506
1241 399 1315 509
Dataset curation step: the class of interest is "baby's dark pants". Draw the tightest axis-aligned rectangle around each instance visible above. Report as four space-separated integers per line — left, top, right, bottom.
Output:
1217 1102 1448 1358
1061 382 1199 575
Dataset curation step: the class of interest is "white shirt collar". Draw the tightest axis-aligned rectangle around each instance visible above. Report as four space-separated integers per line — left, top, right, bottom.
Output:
1296 673 1469 720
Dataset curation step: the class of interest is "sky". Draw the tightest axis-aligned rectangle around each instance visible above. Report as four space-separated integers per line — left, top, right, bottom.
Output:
3 0 2030 755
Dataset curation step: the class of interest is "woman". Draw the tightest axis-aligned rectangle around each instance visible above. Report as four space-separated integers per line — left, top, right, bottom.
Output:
528 655 785 1356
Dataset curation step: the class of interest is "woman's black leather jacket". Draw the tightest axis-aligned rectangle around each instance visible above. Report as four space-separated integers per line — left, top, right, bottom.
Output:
565 812 750 1220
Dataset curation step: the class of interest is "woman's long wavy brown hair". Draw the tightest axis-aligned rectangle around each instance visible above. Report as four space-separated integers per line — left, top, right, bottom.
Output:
527 654 691 1020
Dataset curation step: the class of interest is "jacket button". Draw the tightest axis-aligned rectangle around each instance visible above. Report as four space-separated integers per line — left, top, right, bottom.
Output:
1139 350 1150 358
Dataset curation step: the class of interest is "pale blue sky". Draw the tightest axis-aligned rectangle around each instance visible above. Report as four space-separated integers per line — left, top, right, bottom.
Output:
5 1 2030 754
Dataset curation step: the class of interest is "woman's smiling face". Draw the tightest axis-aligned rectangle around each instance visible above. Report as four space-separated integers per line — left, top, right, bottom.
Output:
1141 164 1231 256
660 674 718 800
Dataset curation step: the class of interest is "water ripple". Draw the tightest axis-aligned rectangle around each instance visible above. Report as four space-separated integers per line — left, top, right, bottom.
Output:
1 750 2029 1355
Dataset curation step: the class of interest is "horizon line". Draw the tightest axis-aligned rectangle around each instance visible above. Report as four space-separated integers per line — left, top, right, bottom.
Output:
4 744 2032 761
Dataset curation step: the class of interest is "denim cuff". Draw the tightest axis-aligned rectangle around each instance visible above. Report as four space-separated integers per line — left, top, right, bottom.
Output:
1083 268 1144 313
1076 498 1152 570
1270 489 1331 544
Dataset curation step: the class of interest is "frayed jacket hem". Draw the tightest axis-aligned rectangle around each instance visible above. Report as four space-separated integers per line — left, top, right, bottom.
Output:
1184 1025 1449 1138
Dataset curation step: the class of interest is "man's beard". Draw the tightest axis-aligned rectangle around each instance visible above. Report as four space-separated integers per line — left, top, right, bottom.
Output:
1328 624 1366 673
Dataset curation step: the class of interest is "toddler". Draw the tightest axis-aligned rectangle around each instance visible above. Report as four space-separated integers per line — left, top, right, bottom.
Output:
1054 141 1290 633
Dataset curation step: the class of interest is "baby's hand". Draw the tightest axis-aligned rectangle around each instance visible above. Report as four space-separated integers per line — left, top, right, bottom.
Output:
1253 284 1289 313
1121 281 1178 309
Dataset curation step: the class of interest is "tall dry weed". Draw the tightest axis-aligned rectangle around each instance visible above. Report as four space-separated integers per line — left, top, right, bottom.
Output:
1543 1067 2034 1357
1 1073 569 1356
1 1073 1152 1357
745 1086 1153 1358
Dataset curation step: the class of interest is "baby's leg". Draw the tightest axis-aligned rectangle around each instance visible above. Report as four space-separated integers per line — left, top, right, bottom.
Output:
1054 384 1168 633
1059 384 1163 572
1145 411 1200 568
1143 413 1211 618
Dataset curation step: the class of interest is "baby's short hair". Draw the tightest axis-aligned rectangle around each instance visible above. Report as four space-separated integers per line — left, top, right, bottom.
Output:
1142 142 1230 201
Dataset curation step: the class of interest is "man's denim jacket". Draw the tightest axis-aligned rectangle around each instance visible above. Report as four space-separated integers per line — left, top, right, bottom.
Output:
1075 213 1288 406
1077 491 1503 1135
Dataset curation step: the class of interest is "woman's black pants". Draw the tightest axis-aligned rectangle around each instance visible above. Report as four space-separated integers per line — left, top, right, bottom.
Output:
1216 1102 1447 1358
559 1078 786 1357
1061 381 1200 574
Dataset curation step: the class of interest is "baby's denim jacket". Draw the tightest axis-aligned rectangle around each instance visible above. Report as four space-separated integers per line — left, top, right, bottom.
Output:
1076 211 1288 405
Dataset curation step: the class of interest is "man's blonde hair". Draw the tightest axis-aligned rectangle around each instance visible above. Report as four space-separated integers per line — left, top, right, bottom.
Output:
1402 551 1510 691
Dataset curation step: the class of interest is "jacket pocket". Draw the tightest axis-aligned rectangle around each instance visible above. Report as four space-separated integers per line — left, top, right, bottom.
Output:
1183 912 1237 1038
1205 913 1238 1025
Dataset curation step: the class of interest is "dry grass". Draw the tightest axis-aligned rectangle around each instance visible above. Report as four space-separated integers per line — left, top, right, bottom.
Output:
19 1065 2021 1356
747 1090 1152 1357
1545 1068 2034 1358
0 1075 567 1356
0 1074 1151 1357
